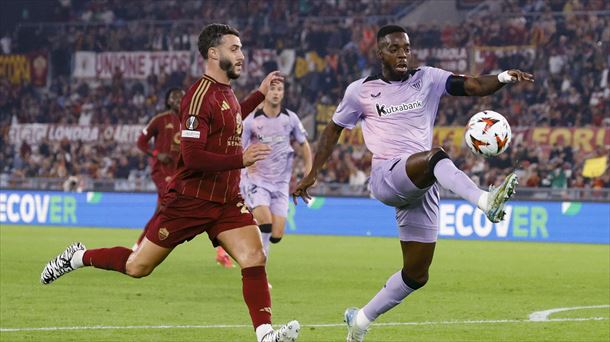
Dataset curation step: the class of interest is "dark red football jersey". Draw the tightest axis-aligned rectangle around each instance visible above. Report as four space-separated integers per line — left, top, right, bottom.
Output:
136 111 181 181
169 74 264 203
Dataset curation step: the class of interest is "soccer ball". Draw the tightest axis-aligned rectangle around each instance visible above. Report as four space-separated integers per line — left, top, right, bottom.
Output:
464 110 512 158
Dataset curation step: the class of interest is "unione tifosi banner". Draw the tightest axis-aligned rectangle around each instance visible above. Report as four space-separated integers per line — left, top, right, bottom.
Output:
1 190 608 244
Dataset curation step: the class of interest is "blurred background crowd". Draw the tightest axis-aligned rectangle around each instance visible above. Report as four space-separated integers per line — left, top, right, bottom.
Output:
1 0 609 197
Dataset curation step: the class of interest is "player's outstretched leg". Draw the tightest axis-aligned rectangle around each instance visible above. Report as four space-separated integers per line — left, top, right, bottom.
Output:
408 147 517 223
40 242 86 284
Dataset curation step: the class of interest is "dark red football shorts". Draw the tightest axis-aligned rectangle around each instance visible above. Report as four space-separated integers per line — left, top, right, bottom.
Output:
145 190 256 248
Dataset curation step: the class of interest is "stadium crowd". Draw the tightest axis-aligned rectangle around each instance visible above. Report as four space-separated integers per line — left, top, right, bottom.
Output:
1 0 609 192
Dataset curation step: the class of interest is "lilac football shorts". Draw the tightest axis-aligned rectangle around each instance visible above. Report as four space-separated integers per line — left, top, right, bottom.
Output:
369 155 440 243
241 180 289 218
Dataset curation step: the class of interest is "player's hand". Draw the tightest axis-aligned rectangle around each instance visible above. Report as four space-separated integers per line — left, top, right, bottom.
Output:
507 70 534 83
243 143 271 167
157 153 172 164
258 71 285 96
292 174 316 205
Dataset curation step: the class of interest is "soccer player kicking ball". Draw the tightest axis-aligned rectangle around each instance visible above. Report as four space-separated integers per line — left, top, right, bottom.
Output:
41 24 300 342
293 25 533 342
134 87 184 250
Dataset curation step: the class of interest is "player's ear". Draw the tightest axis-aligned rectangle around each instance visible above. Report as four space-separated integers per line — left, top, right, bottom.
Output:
208 47 218 61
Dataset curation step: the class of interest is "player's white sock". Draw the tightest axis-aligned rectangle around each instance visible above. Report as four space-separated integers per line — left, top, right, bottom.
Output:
70 249 85 269
477 192 489 212
261 232 271 257
256 323 273 342
356 309 372 329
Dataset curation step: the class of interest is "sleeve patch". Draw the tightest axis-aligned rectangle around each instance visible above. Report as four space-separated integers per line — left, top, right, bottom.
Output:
185 116 199 130
181 130 200 139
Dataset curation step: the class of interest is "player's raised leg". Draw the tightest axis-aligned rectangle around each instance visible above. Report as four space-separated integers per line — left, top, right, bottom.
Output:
407 147 517 223
217 225 299 342
41 236 172 284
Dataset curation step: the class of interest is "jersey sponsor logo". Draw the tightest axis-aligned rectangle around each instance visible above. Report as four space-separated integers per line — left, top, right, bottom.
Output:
220 100 231 111
370 91 381 98
410 79 422 91
181 130 200 139
375 100 423 117
185 116 199 130
158 227 169 241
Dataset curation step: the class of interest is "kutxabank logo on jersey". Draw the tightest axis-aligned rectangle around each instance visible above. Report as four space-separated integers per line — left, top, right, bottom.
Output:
375 100 423 117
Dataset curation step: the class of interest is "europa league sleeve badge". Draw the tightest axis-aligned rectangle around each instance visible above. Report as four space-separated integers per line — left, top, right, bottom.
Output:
186 116 199 130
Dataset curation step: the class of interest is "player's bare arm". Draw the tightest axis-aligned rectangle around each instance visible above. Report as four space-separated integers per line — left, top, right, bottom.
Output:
458 70 534 96
293 121 343 204
300 140 313 176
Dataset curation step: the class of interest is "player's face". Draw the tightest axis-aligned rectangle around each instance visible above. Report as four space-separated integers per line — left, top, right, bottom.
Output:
217 34 244 80
266 82 284 106
168 89 185 112
378 32 411 79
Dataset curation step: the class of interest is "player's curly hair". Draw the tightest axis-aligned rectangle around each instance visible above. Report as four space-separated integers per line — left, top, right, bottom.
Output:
198 23 240 60
165 87 183 109
377 25 407 41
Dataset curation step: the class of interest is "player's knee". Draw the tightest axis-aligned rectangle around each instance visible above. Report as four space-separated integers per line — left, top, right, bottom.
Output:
125 261 154 278
239 248 267 268
401 269 429 289
427 146 450 173
269 236 282 244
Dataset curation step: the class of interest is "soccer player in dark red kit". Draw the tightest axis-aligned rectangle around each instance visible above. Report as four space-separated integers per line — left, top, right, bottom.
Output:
133 87 184 250
41 24 300 342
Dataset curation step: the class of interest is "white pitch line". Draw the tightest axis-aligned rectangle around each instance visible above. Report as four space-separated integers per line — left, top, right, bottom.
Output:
529 305 610 321
1 317 608 333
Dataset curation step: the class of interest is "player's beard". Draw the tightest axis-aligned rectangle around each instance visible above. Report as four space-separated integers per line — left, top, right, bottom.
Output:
220 57 240 80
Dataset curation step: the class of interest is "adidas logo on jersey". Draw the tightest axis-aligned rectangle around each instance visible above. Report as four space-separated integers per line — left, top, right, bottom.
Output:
220 100 230 111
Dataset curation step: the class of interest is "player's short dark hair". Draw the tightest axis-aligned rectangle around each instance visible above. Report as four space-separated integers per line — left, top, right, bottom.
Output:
377 25 407 41
165 87 182 109
198 23 240 60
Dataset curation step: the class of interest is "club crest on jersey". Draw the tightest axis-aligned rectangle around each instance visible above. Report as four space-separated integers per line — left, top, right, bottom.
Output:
375 100 423 117
185 115 199 130
410 79 422 91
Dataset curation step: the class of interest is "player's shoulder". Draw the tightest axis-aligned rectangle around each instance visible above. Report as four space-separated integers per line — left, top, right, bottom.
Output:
283 108 299 119
343 77 368 96
148 110 172 124
417 65 452 77
184 75 218 115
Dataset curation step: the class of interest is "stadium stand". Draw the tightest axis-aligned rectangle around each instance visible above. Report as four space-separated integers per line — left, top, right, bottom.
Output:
0 0 608 198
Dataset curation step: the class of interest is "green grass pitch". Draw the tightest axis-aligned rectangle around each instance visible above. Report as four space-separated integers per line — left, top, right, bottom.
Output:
1 224 609 341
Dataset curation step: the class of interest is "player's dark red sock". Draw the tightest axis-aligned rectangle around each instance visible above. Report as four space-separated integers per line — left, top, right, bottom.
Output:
83 247 132 273
242 266 272 328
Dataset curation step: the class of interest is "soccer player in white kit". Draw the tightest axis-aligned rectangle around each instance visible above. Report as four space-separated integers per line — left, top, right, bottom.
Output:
241 81 312 262
293 25 534 342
